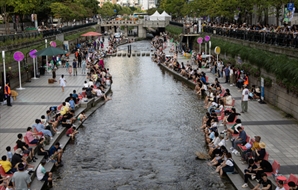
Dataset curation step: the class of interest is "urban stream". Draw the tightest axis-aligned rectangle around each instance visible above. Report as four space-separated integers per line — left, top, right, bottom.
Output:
54 41 235 190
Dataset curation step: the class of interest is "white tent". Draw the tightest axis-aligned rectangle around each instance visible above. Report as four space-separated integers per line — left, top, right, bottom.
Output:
160 11 172 21
149 11 161 21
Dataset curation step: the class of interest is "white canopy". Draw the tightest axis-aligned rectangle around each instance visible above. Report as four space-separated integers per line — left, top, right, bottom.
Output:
159 11 172 21
149 11 161 20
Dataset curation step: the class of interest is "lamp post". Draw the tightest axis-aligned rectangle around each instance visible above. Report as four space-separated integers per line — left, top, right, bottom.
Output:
14 51 25 90
2 51 6 86
45 39 48 72
29 49 38 79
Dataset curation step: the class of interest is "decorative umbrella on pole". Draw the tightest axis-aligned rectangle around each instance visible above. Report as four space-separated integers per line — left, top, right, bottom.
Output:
29 49 38 79
14 51 25 90
35 46 67 56
81 31 102 37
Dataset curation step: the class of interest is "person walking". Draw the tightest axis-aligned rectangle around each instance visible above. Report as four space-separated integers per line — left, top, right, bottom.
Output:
11 163 31 190
81 58 86 75
224 65 230 83
4 82 12 106
59 75 66 92
77 52 82 68
241 85 249 113
72 59 77 76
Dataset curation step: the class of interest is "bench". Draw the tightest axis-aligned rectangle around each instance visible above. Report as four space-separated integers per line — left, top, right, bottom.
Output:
265 160 280 176
0 165 13 177
24 136 37 148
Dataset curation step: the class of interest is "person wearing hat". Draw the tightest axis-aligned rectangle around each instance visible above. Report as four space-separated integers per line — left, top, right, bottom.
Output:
241 85 249 113
11 163 31 190
241 136 261 163
255 142 266 160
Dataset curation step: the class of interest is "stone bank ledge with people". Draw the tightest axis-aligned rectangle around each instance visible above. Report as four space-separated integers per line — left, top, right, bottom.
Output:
151 36 298 190
0 55 113 190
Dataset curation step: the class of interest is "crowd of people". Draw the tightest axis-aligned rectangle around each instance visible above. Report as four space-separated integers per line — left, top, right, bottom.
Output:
0 35 115 190
203 23 298 47
151 35 298 190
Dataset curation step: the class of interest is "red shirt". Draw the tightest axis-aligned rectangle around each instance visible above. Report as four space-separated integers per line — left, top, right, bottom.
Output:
66 128 73 135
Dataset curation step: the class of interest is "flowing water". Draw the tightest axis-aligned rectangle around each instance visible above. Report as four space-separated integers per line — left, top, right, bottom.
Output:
53 41 235 190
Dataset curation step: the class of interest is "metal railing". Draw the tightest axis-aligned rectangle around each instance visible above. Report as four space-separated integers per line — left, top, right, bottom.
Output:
203 26 298 48
0 22 97 43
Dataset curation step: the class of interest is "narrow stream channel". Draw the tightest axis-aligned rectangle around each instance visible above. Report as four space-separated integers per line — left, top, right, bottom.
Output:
53 41 235 190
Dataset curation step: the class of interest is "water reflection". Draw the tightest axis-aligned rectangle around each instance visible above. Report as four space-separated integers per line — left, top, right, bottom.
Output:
54 41 234 190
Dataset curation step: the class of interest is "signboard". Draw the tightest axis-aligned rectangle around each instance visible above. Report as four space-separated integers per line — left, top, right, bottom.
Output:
214 46 220 55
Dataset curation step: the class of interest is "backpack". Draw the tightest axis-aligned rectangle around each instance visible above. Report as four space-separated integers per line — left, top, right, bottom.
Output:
44 135 50 145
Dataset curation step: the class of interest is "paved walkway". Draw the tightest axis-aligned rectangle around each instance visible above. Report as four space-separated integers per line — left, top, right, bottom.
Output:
0 53 84 157
162 44 298 175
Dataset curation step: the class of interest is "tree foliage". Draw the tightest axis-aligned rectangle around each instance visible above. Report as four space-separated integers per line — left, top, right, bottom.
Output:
98 2 115 18
159 0 186 18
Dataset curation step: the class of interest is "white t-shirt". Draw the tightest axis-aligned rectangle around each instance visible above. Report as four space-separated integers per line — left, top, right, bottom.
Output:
36 164 46 180
88 81 94 87
94 89 103 97
275 187 285 190
230 68 234 76
106 79 111 86
242 88 249 101
218 139 226 147
225 159 234 167
225 95 233 105
213 137 221 147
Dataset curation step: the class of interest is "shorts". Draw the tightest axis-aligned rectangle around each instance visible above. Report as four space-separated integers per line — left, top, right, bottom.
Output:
41 172 50 182
233 130 239 134
23 148 32 154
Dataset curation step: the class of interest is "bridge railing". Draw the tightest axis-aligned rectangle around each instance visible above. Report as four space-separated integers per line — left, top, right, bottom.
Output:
203 26 298 48
0 22 97 43
101 20 139 25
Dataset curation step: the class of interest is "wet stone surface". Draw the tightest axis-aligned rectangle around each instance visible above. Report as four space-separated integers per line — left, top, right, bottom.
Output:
53 41 234 190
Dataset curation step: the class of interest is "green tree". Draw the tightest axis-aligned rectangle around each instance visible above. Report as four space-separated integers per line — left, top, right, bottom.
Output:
118 6 132 15
98 2 115 18
7 0 40 15
160 0 186 18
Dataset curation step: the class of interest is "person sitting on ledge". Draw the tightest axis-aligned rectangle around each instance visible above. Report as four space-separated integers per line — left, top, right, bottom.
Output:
252 173 272 190
32 119 53 139
61 110 76 129
241 158 257 188
222 108 241 128
66 126 79 140
92 85 111 101
254 159 273 182
224 119 242 141
48 142 63 166
212 152 235 177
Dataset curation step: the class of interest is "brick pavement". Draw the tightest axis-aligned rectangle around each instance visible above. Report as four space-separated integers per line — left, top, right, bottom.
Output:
0 53 84 158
